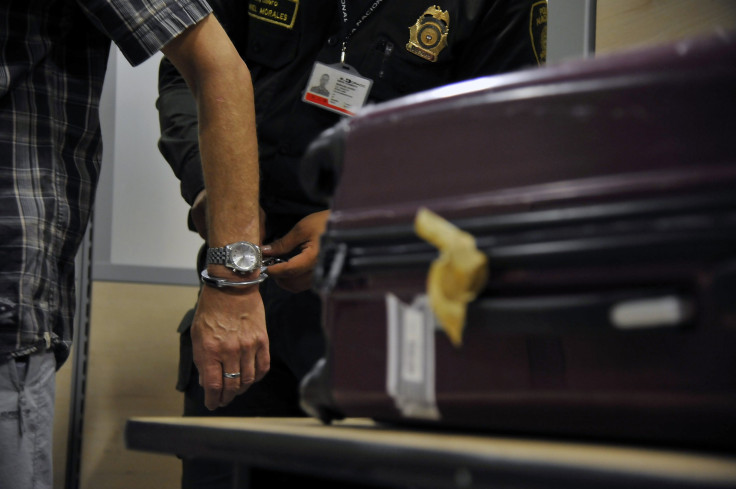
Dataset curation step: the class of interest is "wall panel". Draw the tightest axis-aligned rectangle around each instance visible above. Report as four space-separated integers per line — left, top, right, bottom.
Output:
596 0 736 53
79 281 198 489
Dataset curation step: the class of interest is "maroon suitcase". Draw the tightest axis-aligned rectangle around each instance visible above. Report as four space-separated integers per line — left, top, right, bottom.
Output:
299 32 736 449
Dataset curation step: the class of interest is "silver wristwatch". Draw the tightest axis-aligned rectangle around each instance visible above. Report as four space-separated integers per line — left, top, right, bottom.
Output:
206 241 262 274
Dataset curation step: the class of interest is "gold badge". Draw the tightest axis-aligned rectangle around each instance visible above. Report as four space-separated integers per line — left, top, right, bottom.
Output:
406 6 450 62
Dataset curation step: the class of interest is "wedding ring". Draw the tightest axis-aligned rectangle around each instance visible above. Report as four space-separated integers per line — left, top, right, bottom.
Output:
223 372 241 379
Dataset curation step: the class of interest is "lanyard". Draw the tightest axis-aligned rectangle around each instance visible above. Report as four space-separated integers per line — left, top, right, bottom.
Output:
338 0 385 63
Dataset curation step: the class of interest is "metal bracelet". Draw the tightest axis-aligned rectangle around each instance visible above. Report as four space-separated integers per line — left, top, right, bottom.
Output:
200 268 268 288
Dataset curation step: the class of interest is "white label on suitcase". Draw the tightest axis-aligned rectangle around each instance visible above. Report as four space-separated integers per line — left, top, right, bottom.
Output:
402 307 425 383
386 294 440 420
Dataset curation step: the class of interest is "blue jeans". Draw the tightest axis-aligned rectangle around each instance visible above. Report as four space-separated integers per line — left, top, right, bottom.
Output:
0 351 56 489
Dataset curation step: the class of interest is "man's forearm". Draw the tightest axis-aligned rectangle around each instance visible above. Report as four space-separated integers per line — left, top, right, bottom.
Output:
162 13 259 251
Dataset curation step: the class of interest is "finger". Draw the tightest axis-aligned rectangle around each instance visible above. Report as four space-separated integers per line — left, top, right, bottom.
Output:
199 361 224 411
255 344 270 382
232 346 270 396
220 363 243 407
263 260 294 277
267 252 316 292
266 252 311 277
240 345 257 384
262 231 303 257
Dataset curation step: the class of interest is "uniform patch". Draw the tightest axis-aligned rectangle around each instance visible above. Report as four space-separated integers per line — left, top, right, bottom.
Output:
406 6 450 62
530 1 547 64
248 0 299 29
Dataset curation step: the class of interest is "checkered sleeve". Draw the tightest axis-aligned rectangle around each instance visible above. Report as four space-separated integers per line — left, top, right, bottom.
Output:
76 0 213 66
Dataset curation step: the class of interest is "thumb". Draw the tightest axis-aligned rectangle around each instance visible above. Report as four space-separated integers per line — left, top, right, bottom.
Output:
262 230 301 257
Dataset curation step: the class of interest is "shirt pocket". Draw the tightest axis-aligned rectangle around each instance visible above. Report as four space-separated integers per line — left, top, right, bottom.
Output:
362 37 454 103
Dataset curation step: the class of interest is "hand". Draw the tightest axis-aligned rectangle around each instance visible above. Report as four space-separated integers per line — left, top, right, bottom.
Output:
190 283 270 410
262 210 330 293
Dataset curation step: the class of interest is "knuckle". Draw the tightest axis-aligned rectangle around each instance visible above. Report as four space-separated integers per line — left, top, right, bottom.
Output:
239 337 256 351
223 382 240 393
241 334 267 352
203 379 223 391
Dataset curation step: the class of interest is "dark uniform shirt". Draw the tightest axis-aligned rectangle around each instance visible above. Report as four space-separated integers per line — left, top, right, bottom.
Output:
159 0 546 241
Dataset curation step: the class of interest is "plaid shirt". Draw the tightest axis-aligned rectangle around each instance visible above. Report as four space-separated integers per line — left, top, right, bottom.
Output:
0 0 211 366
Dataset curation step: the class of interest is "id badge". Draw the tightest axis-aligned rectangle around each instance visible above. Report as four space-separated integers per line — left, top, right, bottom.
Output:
302 62 373 117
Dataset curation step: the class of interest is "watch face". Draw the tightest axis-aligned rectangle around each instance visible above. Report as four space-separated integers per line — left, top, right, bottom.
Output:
228 242 260 272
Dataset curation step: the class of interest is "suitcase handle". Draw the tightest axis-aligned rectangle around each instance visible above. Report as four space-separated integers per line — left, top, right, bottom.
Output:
315 242 348 294
466 289 695 334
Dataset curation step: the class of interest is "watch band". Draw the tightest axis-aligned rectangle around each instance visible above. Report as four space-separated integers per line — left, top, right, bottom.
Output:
206 247 229 266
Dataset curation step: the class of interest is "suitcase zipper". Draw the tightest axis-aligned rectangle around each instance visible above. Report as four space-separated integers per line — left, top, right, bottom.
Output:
316 190 736 292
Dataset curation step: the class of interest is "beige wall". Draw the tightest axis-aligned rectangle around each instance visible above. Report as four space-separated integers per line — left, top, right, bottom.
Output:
54 281 199 489
596 0 736 53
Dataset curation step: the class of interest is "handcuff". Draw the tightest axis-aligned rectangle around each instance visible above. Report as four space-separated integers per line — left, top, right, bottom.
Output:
200 257 284 288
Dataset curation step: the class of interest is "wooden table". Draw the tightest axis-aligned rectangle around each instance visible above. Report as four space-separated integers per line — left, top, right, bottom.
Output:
125 417 736 489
